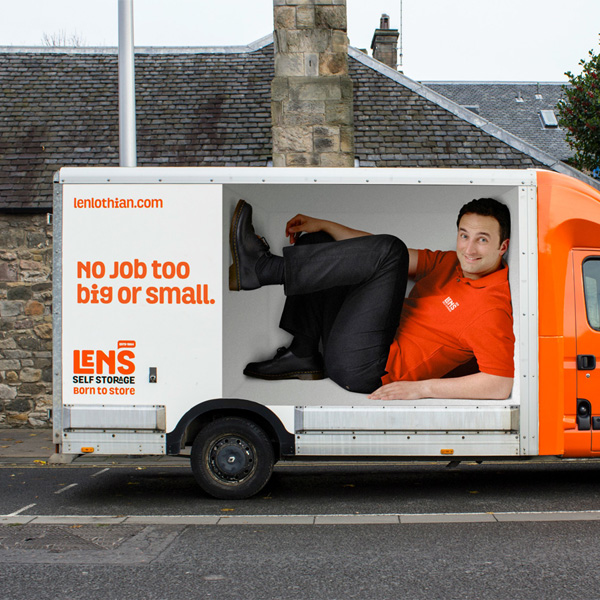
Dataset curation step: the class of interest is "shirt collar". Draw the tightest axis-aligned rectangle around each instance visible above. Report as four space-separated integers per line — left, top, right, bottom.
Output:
454 261 508 288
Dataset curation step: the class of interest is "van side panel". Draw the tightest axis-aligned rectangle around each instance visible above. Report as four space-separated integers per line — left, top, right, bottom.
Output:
538 337 565 454
537 170 600 456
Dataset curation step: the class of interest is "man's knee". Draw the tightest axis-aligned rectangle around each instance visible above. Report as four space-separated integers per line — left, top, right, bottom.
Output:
325 359 382 394
375 234 408 262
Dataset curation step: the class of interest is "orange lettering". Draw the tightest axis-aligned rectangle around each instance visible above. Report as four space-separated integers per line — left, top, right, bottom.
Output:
96 350 116 375
117 350 136 375
73 350 94 374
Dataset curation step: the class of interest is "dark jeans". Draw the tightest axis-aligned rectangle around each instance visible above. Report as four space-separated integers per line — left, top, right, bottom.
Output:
280 232 409 393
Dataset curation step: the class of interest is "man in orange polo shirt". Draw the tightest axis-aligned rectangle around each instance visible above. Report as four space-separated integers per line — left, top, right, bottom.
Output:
230 198 514 400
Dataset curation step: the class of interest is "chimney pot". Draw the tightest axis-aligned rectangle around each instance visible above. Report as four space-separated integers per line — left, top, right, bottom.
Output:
371 14 399 70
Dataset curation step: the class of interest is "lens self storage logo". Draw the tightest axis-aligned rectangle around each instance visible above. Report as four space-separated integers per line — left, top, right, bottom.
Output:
72 340 137 397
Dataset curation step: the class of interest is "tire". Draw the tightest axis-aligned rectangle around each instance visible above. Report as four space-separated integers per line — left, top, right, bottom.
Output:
191 417 275 500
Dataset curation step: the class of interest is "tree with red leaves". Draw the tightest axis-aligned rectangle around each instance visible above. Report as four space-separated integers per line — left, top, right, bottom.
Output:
558 38 600 178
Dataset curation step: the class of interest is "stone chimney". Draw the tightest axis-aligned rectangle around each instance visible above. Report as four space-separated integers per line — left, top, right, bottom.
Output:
271 0 355 167
371 14 399 70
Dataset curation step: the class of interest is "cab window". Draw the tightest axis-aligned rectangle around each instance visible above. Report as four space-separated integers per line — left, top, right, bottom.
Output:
583 258 600 330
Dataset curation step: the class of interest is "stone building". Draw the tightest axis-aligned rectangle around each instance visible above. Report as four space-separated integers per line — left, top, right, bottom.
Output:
0 1 596 428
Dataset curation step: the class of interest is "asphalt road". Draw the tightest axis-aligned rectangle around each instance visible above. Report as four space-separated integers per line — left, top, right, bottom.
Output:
3 460 600 516
3 461 600 599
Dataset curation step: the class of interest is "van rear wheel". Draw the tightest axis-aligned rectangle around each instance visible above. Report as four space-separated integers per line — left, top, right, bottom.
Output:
191 417 274 500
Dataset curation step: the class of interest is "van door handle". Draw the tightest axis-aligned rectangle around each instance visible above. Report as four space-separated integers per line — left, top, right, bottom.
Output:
577 355 597 370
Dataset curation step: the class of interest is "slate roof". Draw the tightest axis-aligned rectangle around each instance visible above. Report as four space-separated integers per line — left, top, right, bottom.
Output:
0 41 273 211
423 82 571 162
0 37 593 211
351 52 544 170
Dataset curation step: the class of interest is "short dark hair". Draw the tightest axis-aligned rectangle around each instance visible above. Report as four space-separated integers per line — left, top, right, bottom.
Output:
457 198 511 243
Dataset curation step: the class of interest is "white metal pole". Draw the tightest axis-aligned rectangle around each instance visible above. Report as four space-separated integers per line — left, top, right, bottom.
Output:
118 0 137 167
398 0 403 68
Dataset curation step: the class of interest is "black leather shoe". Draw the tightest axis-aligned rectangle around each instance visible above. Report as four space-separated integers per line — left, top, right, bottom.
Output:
243 347 325 381
229 199 271 291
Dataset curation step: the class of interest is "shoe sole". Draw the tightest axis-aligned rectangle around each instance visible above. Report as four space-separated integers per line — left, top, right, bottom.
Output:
228 199 247 291
243 369 325 381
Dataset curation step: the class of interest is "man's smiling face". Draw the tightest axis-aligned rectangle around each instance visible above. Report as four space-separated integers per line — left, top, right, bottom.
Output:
456 213 509 280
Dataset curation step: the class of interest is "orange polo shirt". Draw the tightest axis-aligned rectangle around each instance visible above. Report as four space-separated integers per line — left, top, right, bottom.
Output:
382 249 515 384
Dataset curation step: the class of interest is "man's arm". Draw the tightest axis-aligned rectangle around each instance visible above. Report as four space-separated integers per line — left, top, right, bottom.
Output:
367 372 514 401
285 214 371 243
407 248 419 277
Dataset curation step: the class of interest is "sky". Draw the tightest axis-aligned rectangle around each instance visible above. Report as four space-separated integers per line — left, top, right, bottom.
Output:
1 0 599 82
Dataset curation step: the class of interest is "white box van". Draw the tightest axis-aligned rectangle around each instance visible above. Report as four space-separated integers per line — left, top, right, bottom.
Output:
53 167 600 498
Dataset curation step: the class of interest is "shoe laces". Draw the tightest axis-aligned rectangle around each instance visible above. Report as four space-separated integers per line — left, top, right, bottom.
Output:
257 235 270 250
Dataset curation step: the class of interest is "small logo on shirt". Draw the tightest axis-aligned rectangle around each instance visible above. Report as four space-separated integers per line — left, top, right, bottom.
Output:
443 296 460 312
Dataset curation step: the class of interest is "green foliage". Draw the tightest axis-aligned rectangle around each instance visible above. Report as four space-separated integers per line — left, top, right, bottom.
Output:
557 38 600 178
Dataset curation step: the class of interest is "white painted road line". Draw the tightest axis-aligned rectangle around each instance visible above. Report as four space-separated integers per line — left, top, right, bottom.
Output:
91 468 110 478
54 483 78 494
6 503 36 517
3 510 600 525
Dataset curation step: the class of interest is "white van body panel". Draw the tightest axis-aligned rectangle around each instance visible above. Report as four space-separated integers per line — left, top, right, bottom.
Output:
53 167 539 458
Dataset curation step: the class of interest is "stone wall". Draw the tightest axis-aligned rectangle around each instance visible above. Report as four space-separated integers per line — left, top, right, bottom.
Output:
272 0 355 167
0 213 53 428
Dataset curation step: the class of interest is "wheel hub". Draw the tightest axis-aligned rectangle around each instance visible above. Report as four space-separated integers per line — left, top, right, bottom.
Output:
209 436 255 482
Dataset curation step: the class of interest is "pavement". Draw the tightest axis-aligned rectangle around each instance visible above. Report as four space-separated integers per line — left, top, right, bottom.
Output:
0 428 189 467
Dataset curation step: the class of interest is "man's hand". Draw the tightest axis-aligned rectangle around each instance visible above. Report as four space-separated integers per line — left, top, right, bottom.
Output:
368 381 426 400
285 214 371 244
368 372 514 401
285 214 326 244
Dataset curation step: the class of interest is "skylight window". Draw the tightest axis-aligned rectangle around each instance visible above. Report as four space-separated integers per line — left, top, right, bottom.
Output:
540 110 559 128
